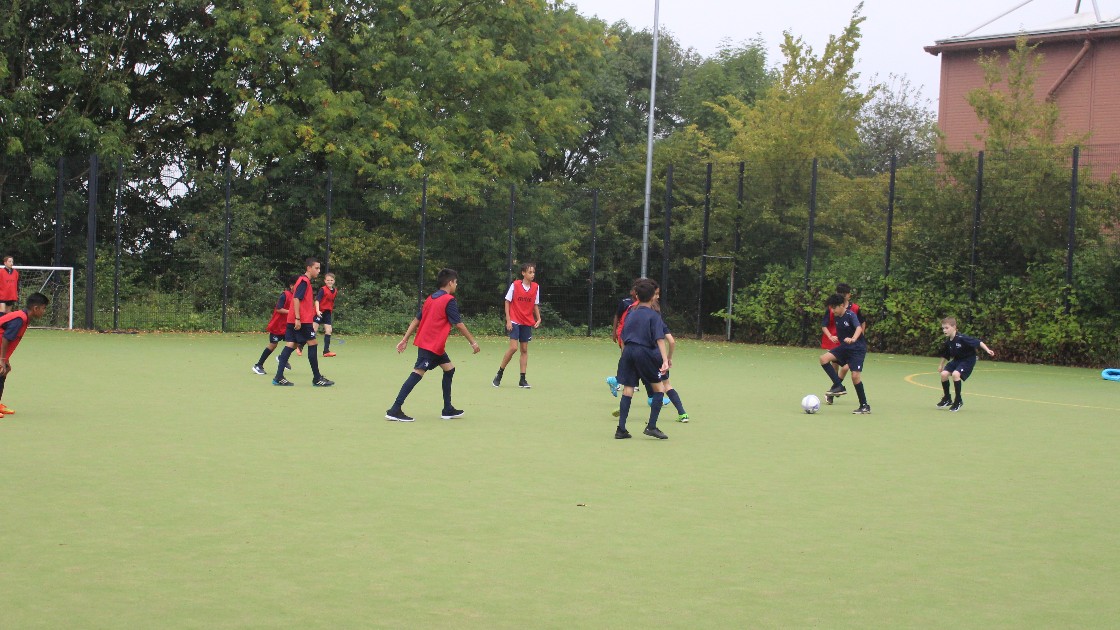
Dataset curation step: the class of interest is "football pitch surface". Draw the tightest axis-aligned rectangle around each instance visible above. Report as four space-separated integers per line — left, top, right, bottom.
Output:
2 331 1119 628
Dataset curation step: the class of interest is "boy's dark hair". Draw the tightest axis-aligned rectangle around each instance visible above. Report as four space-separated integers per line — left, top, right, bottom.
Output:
826 293 846 308
287 274 300 286
304 257 319 268
26 292 49 308
835 283 852 296
436 268 458 288
519 262 535 273
633 278 659 302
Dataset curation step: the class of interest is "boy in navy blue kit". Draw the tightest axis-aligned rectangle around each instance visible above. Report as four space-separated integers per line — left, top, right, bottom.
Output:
937 317 995 412
614 279 670 440
386 269 481 422
819 293 871 414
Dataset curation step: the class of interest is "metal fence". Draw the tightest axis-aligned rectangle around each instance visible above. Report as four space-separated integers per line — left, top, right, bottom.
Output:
4 144 1119 340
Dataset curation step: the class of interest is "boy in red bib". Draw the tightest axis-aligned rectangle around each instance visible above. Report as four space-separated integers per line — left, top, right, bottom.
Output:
253 275 296 375
492 262 540 388
387 269 481 422
0 256 19 314
0 292 49 416
315 272 339 357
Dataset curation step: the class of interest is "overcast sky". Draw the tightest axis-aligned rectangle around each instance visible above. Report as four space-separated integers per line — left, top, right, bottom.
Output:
566 0 1119 105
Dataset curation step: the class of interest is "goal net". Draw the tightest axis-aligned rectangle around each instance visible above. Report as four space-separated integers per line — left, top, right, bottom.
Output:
14 266 74 329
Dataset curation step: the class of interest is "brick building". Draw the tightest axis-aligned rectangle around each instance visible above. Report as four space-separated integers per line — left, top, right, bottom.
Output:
925 4 1120 172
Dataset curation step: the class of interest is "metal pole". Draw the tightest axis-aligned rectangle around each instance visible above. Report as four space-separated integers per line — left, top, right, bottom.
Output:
1065 146 1080 315
588 189 599 337
85 154 98 329
222 161 232 332
325 167 333 274
113 158 123 330
54 157 65 267
696 162 712 340
418 175 428 309
726 264 734 342
803 158 818 345
662 163 673 312
640 0 661 278
883 154 897 299
970 151 984 304
507 184 516 287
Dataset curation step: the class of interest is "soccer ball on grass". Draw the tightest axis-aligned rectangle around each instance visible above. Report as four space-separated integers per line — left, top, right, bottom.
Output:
801 394 821 414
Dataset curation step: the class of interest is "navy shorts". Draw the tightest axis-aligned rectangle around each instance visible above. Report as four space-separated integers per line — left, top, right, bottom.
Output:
615 345 665 389
945 357 977 381
829 345 866 372
508 323 533 343
269 333 284 344
285 323 316 344
414 348 452 372
318 311 333 325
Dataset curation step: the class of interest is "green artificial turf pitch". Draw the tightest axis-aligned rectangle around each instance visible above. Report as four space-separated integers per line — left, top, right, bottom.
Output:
1 331 1119 628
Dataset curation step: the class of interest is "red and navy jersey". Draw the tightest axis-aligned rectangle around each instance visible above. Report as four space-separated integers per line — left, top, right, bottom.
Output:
615 302 637 348
267 290 292 335
413 290 461 355
287 275 314 324
316 286 338 312
504 281 539 326
0 309 30 359
0 267 18 301
821 302 861 350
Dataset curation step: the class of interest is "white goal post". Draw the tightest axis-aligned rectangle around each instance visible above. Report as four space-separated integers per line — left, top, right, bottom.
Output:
13 266 75 329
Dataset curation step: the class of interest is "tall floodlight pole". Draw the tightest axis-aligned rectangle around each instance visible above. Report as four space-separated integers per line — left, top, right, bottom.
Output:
640 0 661 278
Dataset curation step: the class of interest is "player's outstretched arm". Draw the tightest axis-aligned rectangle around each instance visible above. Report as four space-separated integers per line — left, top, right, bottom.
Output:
981 342 995 356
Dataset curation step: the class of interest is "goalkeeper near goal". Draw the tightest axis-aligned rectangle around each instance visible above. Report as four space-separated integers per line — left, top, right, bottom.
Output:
0 292 49 417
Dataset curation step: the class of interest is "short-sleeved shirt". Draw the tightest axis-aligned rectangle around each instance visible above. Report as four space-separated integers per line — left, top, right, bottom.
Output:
266 290 292 335
941 334 983 360
413 290 462 355
0 309 30 359
821 302 861 349
286 275 314 324
620 305 665 349
831 310 867 350
615 297 633 320
316 286 337 312
504 281 539 326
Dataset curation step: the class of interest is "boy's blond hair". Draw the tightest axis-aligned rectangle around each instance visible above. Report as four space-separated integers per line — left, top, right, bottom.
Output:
941 317 957 327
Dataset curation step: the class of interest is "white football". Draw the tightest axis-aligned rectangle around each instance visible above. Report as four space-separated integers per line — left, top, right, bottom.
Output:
801 394 821 414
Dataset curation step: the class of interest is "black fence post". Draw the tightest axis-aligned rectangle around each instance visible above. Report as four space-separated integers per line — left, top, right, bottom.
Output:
84 154 98 330
54 157 65 267
506 184 516 287
113 158 123 330
1066 146 1080 315
587 189 599 337
418 175 428 309
221 161 232 332
802 158 818 345
733 161 744 341
970 151 984 304
325 166 333 275
662 164 673 311
695 162 712 340
882 154 897 351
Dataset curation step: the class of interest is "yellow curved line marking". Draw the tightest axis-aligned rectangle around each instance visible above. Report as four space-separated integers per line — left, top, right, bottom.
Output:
904 372 1120 411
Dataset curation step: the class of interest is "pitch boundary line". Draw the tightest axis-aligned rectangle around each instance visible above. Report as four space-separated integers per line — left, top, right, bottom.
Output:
904 372 1120 412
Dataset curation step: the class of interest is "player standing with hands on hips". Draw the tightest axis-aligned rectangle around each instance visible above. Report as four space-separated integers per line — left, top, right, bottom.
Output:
493 262 540 389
